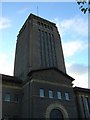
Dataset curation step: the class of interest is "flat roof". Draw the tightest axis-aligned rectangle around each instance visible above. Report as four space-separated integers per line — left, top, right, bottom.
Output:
2 74 22 84
30 13 56 26
73 86 90 93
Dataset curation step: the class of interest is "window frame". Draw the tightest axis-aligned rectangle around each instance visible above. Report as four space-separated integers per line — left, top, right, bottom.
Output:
49 90 53 99
40 88 45 98
57 91 62 100
65 92 70 101
4 93 11 102
14 94 19 102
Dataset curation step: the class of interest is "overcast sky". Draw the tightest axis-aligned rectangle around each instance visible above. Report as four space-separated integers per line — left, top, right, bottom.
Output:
0 1 89 88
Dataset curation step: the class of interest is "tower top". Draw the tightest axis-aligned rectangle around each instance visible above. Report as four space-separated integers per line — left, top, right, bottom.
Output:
18 13 56 37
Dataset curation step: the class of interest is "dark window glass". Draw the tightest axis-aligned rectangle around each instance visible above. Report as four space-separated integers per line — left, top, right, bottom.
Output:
49 90 53 98
65 92 70 100
57 91 62 99
4 93 11 102
40 89 45 97
38 21 40 25
81 96 90 118
14 94 19 102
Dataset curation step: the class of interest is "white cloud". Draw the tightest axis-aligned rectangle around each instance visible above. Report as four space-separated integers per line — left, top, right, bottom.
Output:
67 63 88 75
66 63 89 88
62 40 87 57
0 53 14 76
0 17 11 30
53 16 88 88
73 73 88 88
54 16 88 37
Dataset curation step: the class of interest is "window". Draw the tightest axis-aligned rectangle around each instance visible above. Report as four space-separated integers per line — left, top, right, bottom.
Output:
57 91 62 99
85 97 90 112
38 29 41 48
41 23 43 26
49 33 53 67
40 89 44 97
65 93 70 100
48 25 50 29
38 21 40 25
51 34 57 67
41 31 46 67
45 24 47 28
14 94 19 102
49 90 53 98
51 26 53 31
4 93 11 102
81 96 90 117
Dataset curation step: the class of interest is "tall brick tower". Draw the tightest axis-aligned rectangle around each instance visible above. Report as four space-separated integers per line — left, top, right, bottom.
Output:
12 14 78 118
14 14 66 81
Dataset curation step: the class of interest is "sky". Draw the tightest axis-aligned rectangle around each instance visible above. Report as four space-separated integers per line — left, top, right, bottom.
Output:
0 1 89 88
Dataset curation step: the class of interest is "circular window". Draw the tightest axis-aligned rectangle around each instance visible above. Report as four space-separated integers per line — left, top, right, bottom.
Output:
50 109 64 120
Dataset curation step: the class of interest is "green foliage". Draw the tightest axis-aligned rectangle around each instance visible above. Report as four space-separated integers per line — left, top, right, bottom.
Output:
77 0 90 14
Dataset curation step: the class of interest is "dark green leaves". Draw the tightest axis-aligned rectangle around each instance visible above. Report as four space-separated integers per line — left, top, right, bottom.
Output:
77 0 90 14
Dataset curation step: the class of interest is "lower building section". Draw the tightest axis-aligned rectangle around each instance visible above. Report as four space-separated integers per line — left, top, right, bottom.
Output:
74 87 90 119
1 69 90 119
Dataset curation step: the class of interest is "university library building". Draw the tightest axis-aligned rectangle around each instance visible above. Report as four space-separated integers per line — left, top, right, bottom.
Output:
0 14 90 119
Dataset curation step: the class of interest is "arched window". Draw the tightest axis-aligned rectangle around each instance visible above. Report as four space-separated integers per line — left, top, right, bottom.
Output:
50 109 64 120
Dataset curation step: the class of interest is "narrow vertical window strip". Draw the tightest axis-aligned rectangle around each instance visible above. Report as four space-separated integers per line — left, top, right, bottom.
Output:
38 29 42 67
86 97 90 116
50 34 55 66
45 32 50 67
85 97 90 117
48 33 52 67
47 33 50 67
49 33 53 67
43 31 47 67
44 32 48 67
50 34 54 66
52 34 57 67
47 32 50 67
81 96 87 118
82 96 90 118
41 31 46 67
40 30 43 67
50 33 53 67
44 32 47 66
